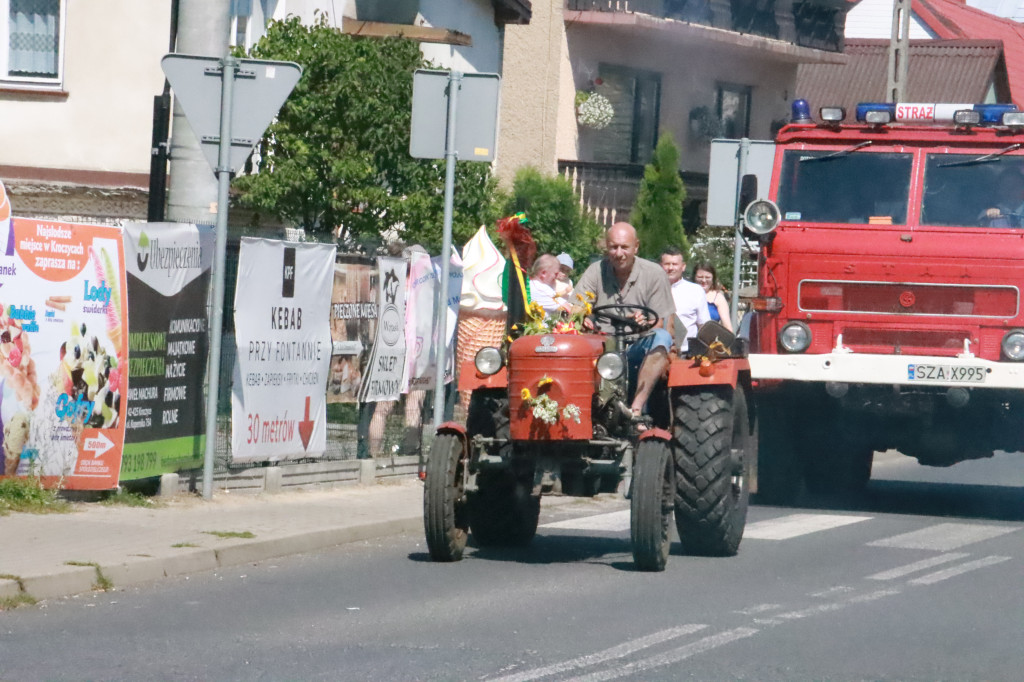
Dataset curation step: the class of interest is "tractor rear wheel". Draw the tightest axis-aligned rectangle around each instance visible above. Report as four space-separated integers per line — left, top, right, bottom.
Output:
423 433 469 562
672 387 751 557
630 439 674 571
469 471 540 546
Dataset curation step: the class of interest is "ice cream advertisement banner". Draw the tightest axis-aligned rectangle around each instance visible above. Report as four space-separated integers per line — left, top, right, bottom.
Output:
404 249 462 392
232 238 335 462
0 217 128 490
359 257 408 403
327 258 376 403
121 222 213 480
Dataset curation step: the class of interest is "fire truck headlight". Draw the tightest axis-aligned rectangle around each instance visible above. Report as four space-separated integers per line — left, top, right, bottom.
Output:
1001 331 1024 361
744 199 781 236
778 322 812 353
1003 112 1024 127
597 352 625 380
819 107 846 122
474 347 503 375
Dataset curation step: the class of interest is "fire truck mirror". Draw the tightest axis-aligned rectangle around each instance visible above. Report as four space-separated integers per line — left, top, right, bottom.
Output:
739 174 758 213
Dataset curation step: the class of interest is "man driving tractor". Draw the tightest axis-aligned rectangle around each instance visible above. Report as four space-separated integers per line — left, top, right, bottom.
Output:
574 222 675 426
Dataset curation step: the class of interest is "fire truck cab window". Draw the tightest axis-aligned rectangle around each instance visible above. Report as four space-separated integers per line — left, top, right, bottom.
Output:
777 150 912 225
922 154 1024 228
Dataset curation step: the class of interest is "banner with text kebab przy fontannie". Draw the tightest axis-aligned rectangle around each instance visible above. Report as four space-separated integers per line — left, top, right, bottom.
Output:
120 222 213 480
358 256 408 403
0 217 128 490
231 238 336 463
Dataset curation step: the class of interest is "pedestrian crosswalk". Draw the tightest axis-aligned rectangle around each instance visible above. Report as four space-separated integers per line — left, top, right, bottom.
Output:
541 510 1022 550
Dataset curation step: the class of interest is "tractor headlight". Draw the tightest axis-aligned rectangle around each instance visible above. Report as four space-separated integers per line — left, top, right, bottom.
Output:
596 352 625 380
474 347 503 375
1001 330 1024 361
778 322 812 353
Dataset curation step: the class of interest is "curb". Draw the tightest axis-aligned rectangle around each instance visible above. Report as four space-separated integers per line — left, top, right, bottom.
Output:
9 516 423 604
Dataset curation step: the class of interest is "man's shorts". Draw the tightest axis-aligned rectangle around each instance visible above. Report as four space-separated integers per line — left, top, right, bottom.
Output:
625 328 673 375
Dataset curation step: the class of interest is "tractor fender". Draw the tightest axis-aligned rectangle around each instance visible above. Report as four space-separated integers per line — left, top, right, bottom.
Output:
638 427 672 443
667 357 751 389
433 422 469 459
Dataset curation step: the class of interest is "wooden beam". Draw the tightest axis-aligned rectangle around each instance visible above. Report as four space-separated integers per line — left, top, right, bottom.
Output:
342 21 472 47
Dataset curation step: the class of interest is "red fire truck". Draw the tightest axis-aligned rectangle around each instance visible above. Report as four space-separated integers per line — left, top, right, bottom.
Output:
741 100 1024 503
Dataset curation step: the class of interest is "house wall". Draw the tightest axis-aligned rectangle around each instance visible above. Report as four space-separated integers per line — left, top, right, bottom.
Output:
419 0 503 74
845 0 938 39
1 0 171 178
496 0 566 182
562 26 797 174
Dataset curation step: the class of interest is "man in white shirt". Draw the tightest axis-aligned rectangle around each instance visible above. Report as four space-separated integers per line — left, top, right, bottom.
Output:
529 253 570 314
660 246 710 351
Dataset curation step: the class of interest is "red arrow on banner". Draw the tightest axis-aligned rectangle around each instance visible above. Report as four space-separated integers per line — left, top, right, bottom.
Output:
298 396 314 451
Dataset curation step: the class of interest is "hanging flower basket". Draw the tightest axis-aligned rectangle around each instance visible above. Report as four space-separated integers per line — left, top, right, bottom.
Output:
576 91 614 130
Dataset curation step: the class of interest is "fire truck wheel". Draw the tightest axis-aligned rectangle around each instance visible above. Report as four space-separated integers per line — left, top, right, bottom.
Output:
754 401 804 505
630 439 674 572
469 472 540 547
423 433 469 562
672 387 751 557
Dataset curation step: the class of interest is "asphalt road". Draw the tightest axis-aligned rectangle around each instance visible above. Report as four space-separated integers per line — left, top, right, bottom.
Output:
3 451 1024 681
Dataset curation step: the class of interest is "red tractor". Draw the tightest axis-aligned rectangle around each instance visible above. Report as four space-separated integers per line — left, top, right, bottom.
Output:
423 306 754 571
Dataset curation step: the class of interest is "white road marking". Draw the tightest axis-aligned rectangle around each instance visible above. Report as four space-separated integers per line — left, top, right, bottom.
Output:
753 588 901 626
564 628 760 682
866 553 970 581
541 510 630 532
908 555 1011 585
868 523 1018 551
487 624 707 682
809 586 855 598
734 603 782 615
743 513 872 540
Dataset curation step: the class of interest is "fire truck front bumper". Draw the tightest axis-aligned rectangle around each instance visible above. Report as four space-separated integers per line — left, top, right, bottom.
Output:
750 353 1024 390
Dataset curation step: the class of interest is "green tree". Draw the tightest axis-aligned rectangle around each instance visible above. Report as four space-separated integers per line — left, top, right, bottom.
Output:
233 16 498 252
630 133 688 259
498 167 603 268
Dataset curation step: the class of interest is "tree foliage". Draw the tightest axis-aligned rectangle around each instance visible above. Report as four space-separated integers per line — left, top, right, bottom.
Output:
630 133 689 260
233 16 498 252
498 167 604 268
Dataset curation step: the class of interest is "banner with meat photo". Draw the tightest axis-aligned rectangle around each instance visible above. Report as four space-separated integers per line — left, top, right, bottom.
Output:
327 257 376 403
0 217 128 490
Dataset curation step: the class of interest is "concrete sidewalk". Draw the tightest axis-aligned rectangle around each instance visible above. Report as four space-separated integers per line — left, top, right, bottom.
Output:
0 479 424 604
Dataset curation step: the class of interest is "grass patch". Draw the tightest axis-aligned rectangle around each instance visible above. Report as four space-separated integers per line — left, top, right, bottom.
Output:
0 477 70 515
64 561 113 591
203 530 256 539
171 542 199 548
0 593 36 610
100 489 158 508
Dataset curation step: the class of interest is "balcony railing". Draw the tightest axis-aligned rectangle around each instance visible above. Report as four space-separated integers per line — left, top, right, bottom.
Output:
559 160 709 227
565 0 842 52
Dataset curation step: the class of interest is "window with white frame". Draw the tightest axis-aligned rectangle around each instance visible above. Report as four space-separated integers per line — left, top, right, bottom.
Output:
0 0 65 86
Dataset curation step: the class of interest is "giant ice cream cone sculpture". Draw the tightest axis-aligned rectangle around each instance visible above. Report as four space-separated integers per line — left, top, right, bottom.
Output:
457 226 507 409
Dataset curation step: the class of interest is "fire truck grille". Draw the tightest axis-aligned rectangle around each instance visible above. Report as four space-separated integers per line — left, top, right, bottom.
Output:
840 328 969 356
799 280 1018 318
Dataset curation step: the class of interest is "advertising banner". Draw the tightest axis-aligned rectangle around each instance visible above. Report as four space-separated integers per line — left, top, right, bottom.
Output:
231 238 335 462
120 222 213 480
404 250 462 392
358 257 408 403
326 258 376 403
0 217 128 490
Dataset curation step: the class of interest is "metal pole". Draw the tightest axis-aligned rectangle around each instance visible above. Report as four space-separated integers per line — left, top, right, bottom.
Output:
202 55 237 499
432 70 462 429
731 137 750 331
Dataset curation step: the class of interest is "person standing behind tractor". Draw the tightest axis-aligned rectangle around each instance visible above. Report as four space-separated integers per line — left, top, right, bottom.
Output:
574 222 674 423
693 262 733 332
659 246 710 350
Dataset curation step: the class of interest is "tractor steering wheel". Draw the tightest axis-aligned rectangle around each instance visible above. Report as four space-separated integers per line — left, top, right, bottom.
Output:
590 303 661 336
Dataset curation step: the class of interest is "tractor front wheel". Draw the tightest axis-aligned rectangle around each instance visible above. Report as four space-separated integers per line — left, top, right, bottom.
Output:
630 439 675 571
423 433 469 562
